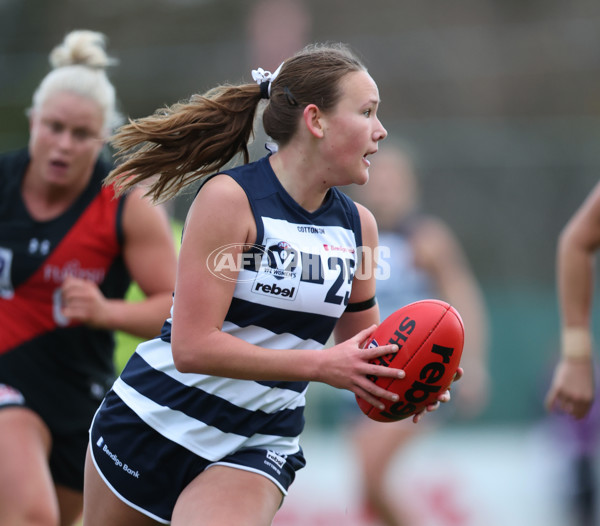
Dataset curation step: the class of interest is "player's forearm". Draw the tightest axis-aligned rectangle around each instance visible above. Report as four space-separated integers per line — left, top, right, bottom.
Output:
103 292 173 339
557 229 595 359
171 326 323 382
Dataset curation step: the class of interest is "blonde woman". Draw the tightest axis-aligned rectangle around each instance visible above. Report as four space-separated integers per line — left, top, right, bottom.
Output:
0 30 177 525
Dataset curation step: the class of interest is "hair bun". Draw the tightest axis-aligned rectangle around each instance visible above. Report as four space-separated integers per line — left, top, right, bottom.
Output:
49 30 117 70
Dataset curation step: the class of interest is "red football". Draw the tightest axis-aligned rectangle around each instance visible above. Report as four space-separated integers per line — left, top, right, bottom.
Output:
356 299 464 422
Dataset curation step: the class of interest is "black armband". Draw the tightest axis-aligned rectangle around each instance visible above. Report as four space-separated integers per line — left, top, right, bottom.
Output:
345 296 377 312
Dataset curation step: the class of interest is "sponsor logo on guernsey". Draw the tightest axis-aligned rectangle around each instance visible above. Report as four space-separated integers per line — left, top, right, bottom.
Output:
43 259 106 285
252 239 301 300
323 243 355 254
97 437 141 479
296 225 325 235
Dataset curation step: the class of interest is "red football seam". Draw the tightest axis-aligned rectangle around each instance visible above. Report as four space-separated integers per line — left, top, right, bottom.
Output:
367 301 451 411
400 302 450 370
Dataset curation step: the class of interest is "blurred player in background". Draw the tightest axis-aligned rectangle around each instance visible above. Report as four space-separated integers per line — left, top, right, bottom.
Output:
348 143 490 526
546 180 600 418
546 180 600 526
0 30 177 525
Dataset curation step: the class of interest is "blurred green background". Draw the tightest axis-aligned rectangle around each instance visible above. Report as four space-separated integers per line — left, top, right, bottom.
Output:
3 0 600 427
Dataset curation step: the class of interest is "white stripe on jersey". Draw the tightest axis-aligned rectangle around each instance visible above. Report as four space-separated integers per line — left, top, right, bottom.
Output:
135 338 308 413
113 377 302 461
221 321 322 350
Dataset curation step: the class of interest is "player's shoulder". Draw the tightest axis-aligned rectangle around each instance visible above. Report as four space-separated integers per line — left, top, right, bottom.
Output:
349 200 378 249
352 200 375 222
352 201 377 232
187 173 251 227
199 172 248 203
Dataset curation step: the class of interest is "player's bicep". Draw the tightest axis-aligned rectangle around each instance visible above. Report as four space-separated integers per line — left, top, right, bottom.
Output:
171 176 253 344
121 188 177 296
349 202 379 304
334 203 380 343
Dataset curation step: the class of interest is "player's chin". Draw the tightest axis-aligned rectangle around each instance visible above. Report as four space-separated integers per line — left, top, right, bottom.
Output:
354 164 370 185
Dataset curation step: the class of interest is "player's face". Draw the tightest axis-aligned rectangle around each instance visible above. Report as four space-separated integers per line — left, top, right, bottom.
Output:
321 70 387 186
28 91 105 189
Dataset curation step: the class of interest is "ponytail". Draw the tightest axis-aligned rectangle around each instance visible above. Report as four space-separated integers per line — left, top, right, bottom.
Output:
106 42 366 203
106 83 263 202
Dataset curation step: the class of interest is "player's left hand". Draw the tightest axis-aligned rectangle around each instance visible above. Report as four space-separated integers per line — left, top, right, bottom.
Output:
412 367 463 423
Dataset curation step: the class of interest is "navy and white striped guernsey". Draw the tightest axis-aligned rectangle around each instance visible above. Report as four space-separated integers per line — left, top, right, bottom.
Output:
112 155 362 461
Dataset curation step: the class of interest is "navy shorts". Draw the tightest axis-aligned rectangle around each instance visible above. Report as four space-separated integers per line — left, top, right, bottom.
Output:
89 389 306 524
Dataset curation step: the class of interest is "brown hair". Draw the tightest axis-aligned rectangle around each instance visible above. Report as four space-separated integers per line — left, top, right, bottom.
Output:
105 42 366 202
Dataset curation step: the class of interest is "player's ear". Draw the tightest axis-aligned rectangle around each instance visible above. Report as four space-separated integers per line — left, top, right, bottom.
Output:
303 104 324 139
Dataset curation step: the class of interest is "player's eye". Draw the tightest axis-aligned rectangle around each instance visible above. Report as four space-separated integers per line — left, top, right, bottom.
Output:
46 120 64 134
73 128 94 141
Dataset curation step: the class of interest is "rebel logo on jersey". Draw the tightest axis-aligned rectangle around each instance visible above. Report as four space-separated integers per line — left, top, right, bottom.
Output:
252 238 301 301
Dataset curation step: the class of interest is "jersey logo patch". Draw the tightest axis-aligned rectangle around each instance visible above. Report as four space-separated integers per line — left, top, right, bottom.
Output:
253 239 301 300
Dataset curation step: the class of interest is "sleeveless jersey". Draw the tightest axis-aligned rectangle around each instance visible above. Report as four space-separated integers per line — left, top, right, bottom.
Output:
375 227 436 320
113 155 362 461
0 148 130 432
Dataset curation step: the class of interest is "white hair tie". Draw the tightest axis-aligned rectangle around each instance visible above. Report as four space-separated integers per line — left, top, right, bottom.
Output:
251 61 284 99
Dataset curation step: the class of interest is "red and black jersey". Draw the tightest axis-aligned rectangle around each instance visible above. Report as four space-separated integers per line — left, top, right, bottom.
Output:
0 148 131 433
